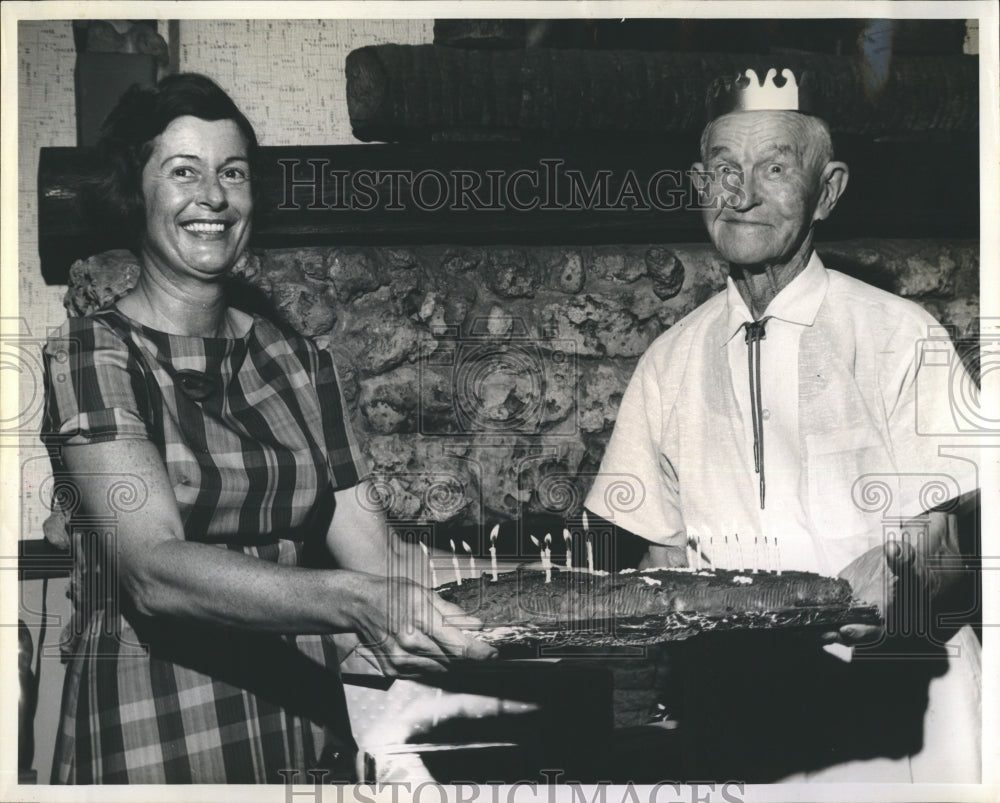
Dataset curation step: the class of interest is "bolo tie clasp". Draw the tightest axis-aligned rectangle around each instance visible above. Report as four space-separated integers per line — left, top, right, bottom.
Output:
743 318 770 509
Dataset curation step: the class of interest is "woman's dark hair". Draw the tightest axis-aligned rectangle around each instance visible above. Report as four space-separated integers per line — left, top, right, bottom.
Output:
86 73 260 244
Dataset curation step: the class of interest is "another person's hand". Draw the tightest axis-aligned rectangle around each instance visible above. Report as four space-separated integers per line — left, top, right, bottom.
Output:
343 572 497 677
639 543 689 570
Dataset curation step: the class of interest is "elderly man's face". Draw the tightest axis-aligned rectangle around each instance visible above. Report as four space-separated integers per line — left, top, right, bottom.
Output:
696 111 826 268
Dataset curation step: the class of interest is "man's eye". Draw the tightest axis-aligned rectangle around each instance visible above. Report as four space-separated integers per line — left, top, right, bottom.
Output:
768 164 784 175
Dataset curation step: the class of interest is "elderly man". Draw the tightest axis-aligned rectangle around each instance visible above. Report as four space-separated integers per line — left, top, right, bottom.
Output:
585 69 981 783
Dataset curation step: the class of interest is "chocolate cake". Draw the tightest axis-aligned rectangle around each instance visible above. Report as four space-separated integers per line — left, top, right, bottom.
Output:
437 567 879 646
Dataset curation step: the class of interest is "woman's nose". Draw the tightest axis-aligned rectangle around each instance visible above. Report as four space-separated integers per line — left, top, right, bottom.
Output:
197 172 228 209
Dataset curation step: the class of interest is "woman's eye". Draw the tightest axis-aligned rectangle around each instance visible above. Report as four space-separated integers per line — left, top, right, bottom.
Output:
171 166 197 179
768 164 784 175
221 167 249 182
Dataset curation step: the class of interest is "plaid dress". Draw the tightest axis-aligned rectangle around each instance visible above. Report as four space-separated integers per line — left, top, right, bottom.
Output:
41 307 368 784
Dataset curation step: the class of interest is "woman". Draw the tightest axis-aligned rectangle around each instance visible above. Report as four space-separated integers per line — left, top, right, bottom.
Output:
41 73 495 784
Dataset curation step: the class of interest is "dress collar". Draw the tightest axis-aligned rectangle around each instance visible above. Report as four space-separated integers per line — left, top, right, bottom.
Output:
722 251 829 345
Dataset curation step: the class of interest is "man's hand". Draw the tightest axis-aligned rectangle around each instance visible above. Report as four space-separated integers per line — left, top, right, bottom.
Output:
826 540 914 645
826 510 965 647
639 543 689 570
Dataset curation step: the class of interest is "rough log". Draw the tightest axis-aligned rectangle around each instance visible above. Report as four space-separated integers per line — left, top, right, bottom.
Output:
432 19 969 56
346 46 978 142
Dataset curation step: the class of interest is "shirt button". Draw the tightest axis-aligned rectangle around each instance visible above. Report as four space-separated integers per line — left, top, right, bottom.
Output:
762 408 771 421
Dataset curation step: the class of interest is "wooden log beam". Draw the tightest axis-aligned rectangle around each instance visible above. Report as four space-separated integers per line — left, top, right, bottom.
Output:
346 46 978 142
432 19 969 56
38 138 978 285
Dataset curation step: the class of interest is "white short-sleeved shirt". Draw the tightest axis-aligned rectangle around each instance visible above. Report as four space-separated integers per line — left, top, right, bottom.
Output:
585 252 979 576
585 252 982 782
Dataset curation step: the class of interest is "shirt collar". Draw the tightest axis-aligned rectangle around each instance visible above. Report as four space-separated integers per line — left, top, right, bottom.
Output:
722 251 829 345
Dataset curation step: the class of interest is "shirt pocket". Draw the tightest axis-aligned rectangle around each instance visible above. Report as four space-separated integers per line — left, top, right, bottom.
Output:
805 426 891 542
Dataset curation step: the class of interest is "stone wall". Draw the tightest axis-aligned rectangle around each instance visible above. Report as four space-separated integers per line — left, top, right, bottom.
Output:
66 240 979 527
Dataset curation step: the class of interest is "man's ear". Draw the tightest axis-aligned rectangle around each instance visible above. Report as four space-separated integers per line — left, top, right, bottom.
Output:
691 161 708 203
813 161 849 222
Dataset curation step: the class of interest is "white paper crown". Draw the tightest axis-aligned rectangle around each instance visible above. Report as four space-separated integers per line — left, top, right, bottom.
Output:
707 67 810 120
733 68 799 111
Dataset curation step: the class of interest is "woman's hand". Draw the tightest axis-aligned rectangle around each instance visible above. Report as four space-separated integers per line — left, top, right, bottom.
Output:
56 439 498 669
340 571 497 677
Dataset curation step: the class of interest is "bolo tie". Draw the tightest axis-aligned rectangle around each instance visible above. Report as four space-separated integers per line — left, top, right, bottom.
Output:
743 317 771 509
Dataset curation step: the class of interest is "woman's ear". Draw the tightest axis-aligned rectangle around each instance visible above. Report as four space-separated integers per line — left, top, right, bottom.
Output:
813 161 849 222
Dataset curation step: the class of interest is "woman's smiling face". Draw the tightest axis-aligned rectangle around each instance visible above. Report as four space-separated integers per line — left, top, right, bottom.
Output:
140 116 253 282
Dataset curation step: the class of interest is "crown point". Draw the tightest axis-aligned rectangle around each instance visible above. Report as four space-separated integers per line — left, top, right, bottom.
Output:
707 66 809 120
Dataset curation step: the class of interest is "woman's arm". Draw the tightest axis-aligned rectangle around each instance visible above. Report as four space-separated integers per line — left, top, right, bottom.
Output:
60 439 494 674
325 481 495 674
326 480 443 583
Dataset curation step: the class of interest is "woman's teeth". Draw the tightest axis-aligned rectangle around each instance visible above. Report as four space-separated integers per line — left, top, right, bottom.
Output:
183 222 226 233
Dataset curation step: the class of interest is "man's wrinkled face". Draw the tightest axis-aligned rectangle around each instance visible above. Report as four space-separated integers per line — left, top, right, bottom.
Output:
696 111 825 268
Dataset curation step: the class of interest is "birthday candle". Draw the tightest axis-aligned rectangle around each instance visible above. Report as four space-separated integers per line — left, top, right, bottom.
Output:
586 537 595 574
735 534 745 573
582 510 590 533
449 539 462 586
776 537 782 576
694 534 701 572
462 540 475 577
419 541 438 588
753 537 759 574
563 528 573 569
489 524 499 581
544 533 552 582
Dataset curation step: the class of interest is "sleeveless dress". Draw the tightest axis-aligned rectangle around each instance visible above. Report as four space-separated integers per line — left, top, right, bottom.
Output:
41 307 368 783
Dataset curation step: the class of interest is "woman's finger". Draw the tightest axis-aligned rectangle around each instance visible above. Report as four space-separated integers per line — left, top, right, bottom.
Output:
414 594 497 660
460 637 499 661
394 626 452 664
431 595 486 630
369 632 450 677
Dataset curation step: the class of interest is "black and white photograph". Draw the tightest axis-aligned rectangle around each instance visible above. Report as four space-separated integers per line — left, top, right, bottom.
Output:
3 3 998 801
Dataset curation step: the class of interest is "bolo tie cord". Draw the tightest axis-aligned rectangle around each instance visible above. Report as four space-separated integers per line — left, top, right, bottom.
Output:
743 318 771 509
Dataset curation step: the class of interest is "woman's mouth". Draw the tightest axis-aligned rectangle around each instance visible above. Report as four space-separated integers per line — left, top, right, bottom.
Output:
181 221 229 235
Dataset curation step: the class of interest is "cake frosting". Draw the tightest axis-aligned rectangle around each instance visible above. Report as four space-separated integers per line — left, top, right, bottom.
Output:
436 566 874 646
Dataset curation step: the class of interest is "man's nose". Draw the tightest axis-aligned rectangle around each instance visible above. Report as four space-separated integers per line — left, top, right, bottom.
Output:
729 171 759 212
197 172 228 209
